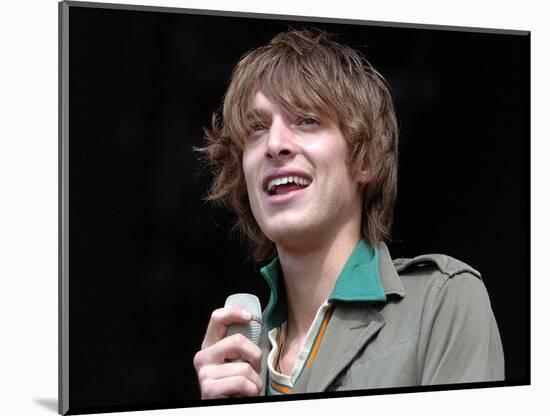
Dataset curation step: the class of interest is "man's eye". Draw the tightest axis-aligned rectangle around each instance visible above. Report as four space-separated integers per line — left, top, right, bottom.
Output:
297 116 320 126
250 122 266 132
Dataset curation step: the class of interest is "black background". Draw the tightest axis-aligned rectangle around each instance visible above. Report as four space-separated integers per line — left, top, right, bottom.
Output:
65 3 529 413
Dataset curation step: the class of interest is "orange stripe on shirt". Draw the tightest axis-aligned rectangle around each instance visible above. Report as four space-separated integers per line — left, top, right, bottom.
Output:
269 378 292 394
305 306 334 370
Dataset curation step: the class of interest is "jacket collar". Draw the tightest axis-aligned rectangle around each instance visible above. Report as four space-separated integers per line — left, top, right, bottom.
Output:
378 242 406 298
260 239 404 330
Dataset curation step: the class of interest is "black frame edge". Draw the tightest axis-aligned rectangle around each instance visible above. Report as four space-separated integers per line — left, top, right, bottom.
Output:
59 1 70 415
63 0 530 36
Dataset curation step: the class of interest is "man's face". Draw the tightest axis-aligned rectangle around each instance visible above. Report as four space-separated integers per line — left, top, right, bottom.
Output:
242 91 366 250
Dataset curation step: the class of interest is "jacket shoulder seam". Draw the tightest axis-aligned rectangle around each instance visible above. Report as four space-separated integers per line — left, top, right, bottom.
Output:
393 254 481 279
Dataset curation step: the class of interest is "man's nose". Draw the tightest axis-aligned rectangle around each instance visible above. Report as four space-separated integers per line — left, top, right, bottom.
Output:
265 119 297 161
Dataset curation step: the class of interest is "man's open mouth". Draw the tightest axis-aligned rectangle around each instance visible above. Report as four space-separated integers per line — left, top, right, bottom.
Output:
266 175 312 196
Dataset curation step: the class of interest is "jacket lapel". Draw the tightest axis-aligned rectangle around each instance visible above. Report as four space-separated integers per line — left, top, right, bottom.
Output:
291 303 385 393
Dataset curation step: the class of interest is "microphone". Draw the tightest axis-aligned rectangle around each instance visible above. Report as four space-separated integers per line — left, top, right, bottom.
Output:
224 293 263 347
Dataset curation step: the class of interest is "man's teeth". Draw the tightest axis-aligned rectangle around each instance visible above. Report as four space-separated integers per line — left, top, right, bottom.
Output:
267 176 312 192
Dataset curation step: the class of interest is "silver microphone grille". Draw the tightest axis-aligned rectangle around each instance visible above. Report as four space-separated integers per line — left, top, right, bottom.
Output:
224 293 263 345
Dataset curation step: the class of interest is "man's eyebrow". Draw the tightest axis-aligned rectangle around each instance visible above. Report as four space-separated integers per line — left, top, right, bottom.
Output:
245 109 271 122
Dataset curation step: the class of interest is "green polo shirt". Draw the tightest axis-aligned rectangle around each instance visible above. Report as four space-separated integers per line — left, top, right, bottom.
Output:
260 238 387 331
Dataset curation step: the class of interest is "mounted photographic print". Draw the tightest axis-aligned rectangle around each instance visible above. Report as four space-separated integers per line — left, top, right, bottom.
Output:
59 1 530 414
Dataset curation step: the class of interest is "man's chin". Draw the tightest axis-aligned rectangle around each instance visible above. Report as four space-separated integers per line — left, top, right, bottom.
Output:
263 223 320 251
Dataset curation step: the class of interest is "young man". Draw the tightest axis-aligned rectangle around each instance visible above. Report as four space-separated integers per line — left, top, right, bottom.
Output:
193 29 504 399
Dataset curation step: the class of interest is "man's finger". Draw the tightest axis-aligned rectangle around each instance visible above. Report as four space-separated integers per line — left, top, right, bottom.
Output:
201 375 262 399
201 306 253 349
195 333 262 371
197 361 263 392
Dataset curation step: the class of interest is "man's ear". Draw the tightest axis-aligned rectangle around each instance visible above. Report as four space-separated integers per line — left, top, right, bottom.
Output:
357 167 371 187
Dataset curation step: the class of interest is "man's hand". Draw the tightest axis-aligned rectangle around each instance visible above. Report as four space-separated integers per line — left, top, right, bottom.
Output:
193 306 263 399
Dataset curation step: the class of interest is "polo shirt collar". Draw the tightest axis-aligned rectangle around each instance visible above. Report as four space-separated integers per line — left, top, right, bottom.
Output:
260 238 390 330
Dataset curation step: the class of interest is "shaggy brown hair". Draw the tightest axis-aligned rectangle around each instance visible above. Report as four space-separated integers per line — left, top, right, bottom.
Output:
197 29 398 263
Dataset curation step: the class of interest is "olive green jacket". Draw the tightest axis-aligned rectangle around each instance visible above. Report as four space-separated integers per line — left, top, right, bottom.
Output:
258 243 504 394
